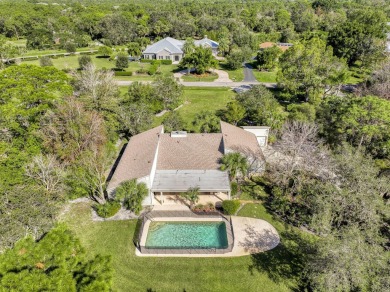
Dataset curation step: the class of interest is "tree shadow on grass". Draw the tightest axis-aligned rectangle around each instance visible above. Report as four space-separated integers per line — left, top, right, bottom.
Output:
248 229 314 289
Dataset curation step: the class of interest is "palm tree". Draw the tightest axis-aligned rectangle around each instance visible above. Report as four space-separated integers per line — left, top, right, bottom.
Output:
115 179 149 214
220 152 249 181
180 187 200 208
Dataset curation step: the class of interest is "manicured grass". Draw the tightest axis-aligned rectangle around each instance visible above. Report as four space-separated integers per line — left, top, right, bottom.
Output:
172 87 235 131
252 70 278 83
60 201 308 291
218 62 244 81
181 72 218 82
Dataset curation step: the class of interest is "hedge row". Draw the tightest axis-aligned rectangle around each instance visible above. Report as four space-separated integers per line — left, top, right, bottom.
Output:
114 71 133 76
140 59 172 65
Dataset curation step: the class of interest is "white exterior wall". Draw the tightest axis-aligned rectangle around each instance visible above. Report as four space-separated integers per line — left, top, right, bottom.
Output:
156 49 172 60
242 127 270 147
137 176 152 206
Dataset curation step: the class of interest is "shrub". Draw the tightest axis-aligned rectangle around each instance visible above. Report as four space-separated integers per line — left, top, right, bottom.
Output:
94 201 121 218
116 53 129 70
230 182 238 197
39 56 53 67
64 42 77 53
140 59 154 63
136 68 148 74
222 200 241 215
78 55 92 69
161 59 172 65
147 63 159 75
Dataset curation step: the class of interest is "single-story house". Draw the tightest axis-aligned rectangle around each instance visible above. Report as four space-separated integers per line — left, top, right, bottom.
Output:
142 36 219 62
107 121 267 206
259 42 293 52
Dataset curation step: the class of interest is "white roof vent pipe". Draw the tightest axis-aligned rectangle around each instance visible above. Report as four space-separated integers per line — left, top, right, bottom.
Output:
170 131 187 138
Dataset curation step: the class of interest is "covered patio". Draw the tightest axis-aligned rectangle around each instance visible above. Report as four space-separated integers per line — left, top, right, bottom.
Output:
151 170 231 206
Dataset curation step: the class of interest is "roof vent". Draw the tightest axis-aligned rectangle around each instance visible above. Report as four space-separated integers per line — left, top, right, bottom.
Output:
171 131 187 138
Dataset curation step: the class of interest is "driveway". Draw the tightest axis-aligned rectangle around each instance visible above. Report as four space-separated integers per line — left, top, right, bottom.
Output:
243 63 259 83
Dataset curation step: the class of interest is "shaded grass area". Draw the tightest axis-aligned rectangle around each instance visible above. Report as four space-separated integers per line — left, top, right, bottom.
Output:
60 201 310 292
218 62 244 81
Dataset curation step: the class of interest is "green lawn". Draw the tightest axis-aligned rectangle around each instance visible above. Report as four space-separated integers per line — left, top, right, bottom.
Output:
20 55 178 81
218 62 244 81
154 87 235 130
60 200 311 291
252 70 278 83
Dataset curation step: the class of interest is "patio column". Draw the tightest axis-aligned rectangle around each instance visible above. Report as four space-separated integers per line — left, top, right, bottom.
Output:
160 192 164 204
228 191 231 200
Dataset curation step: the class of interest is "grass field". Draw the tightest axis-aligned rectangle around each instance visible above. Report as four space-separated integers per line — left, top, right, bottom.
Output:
21 55 178 80
60 200 312 292
252 70 278 83
154 87 235 131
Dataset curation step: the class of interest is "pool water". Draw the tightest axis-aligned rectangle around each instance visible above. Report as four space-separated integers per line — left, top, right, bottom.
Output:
145 221 228 249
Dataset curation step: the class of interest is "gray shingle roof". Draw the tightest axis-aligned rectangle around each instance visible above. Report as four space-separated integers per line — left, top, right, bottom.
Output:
143 37 184 54
157 133 223 170
194 37 219 49
107 125 163 192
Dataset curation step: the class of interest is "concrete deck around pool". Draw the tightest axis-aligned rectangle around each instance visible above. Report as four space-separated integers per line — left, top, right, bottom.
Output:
135 216 280 257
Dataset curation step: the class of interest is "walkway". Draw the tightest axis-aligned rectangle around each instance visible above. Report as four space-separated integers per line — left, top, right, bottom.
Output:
211 69 232 82
243 63 258 83
135 215 280 257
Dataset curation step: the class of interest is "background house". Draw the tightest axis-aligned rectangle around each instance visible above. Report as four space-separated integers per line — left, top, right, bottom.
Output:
142 36 219 62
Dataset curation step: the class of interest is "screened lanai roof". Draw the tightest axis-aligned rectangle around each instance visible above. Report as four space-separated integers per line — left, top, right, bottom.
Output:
151 170 230 193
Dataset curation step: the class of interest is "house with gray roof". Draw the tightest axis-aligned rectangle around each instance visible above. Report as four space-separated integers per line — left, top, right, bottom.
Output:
142 36 219 62
107 121 266 206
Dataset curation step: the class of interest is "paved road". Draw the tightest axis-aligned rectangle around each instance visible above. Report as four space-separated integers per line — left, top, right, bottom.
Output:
115 80 277 88
243 63 258 82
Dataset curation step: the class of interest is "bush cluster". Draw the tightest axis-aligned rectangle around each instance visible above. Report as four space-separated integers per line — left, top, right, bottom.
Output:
222 200 241 215
94 201 121 218
140 59 172 65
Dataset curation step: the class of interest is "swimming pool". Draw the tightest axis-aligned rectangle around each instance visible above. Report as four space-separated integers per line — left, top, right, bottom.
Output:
145 221 228 249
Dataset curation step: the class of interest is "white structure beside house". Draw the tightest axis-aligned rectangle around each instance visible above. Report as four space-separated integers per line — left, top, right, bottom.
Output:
142 36 219 62
107 121 267 206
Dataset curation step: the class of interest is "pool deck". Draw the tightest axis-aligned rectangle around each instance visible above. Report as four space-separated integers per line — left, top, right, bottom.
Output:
135 216 280 257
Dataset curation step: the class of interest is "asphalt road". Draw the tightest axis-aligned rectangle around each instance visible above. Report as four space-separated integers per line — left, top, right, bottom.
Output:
243 63 258 82
115 80 277 88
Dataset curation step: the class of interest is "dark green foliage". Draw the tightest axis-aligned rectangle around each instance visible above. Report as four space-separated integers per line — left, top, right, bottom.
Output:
221 101 245 126
192 111 220 133
162 112 185 132
39 56 53 67
327 9 387 66
97 46 112 57
222 200 241 215
115 53 129 70
287 103 316 122
153 75 183 110
78 55 92 69
220 152 249 180
317 95 390 159
94 201 121 218
236 85 287 133
115 179 148 214
226 50 245 70
0 225 112 291
257 45 282 70
64 42 77 53
147 62 159 75
180 46 218 74
230 182 238 197
127 42 141 57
